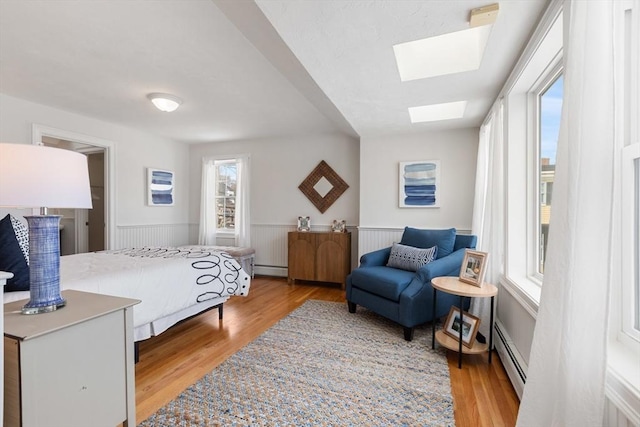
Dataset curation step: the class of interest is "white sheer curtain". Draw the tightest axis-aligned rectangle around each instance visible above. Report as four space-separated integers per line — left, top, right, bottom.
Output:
517 1 615 425
198 158 217 245
470 101 504 340
234 155 251 248
198 155 251 247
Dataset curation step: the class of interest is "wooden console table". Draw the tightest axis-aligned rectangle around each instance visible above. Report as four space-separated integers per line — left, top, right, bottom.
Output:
288 231 351 288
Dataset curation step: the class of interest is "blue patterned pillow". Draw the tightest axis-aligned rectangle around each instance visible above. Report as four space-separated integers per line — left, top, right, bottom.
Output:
386 243 437 272
0 214 30 292
9 215 29 264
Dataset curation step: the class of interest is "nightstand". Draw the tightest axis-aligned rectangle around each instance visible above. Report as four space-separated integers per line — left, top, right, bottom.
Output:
431 276 498 368
4 290 140 427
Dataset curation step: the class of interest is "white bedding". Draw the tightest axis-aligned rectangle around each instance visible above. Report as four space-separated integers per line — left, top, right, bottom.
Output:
4 247 251 340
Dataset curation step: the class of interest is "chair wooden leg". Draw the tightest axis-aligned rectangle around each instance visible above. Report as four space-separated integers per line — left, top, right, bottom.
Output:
347 301 356 313
404 327 414 341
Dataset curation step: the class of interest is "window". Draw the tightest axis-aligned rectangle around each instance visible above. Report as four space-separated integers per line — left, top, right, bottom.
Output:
538 75 563 274
214 160 237 231
501 4 562 306
616 0 640 346
199 155 250 247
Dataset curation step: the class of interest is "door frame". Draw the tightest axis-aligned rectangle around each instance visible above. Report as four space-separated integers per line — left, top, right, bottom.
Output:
32 124 117 250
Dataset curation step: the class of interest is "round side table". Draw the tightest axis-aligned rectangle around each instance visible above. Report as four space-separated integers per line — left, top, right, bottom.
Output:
431 276 498 369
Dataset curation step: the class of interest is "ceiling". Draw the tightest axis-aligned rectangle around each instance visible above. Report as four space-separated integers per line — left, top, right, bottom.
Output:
0 0 548 144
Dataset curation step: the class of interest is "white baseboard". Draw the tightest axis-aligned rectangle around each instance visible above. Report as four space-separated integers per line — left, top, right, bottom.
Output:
494 319 527 399
255 266 287 277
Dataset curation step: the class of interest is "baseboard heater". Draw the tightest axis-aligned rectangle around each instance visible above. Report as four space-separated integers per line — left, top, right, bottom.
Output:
494 320 527 398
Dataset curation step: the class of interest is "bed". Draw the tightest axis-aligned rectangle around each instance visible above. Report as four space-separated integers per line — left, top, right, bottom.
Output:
178 244 255 277
3 246 251 342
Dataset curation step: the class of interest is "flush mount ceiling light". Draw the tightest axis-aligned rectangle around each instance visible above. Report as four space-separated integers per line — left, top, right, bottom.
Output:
408 101 467 123
147 93 183 112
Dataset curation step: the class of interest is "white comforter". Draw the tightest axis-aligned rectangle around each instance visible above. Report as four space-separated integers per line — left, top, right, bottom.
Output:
3 247 251 328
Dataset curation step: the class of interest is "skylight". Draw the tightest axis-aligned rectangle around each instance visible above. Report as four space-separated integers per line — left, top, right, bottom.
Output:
408 101 467 123
393 25 492 81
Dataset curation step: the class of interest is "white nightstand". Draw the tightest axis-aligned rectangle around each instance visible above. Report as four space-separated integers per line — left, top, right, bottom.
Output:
0 271 14 427
4 290 140 427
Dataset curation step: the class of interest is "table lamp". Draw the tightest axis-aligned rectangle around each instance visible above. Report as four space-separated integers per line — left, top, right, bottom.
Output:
0 143 92 314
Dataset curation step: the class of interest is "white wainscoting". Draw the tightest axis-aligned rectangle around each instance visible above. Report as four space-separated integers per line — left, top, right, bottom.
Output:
251 224 297 277
118 223 469 276
357 227 472 259
116 224 191 248
605 369 640 427
604 397 639 427
357 227 404 259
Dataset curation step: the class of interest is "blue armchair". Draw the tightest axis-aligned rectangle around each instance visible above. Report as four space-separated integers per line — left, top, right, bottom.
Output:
346 227 477 341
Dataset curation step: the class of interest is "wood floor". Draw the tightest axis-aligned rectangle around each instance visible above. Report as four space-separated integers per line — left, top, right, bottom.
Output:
135 276 520 426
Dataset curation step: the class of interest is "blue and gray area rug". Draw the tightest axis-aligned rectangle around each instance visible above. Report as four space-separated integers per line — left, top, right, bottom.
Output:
138 300 454 426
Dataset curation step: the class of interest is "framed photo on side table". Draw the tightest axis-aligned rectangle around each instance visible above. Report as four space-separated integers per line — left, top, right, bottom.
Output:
443 306 481 348
459 249 489 287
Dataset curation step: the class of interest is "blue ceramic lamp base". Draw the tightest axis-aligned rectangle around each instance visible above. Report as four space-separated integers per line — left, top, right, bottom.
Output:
21 215 66 315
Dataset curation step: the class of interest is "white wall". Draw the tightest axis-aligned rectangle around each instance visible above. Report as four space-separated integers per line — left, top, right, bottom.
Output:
189 133 359 228
189 133 360 274
0 94 191 248
359 128 479 230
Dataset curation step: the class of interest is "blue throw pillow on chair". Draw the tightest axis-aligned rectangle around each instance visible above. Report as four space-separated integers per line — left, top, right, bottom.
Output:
399 227 456 259
387 243 437 271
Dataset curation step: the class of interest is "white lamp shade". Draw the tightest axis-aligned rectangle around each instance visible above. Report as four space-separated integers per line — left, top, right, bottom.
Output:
0 143 93 209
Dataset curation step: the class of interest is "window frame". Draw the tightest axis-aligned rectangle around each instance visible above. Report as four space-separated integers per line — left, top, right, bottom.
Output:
501 5 563 306
606 1 640 416
621 145 640 345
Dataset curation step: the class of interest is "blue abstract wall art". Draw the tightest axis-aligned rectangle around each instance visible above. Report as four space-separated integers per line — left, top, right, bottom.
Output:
148 168 175 206
399 160 440 208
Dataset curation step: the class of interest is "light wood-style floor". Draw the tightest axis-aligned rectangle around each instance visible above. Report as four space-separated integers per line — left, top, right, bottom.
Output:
135 276 520 426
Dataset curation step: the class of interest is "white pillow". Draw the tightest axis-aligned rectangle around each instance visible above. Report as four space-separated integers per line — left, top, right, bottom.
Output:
386 243 437 272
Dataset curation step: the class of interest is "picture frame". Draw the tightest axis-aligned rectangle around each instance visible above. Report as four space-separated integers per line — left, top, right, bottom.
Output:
399 160 440 208
443 306 481 348
458 249 489 287
297 216 311 232
147 168 175 206
331 219 346 233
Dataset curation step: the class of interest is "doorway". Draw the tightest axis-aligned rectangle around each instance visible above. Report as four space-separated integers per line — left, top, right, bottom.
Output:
41 137 106 254
32 124 116 254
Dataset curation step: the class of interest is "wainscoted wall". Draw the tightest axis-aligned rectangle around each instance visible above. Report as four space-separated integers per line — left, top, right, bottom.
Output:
116 224 191 248
605 397 639 427
251 224 297 276
357 227 472 259
605 372 640 427
115 223 470 277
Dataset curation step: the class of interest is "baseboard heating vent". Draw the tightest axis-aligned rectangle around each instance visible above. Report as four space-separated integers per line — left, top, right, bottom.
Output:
495 320 527 398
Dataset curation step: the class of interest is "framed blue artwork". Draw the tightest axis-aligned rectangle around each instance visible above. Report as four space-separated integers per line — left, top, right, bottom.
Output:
147 168 175 206
399 160 440 208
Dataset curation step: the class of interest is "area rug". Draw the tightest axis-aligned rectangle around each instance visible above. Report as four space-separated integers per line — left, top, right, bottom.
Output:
138 300 454 426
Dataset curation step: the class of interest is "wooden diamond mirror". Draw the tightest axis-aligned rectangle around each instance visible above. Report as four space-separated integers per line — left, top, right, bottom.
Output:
298 160 349 213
